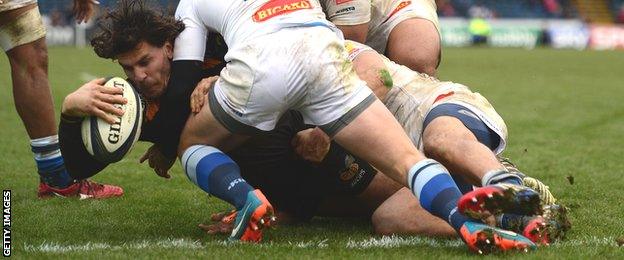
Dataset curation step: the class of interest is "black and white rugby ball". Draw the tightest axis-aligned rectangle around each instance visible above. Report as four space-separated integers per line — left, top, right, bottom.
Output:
81 77 144 164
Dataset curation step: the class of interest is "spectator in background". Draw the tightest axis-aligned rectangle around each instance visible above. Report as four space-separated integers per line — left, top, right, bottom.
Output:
469 16 491 45
468 3 495 19
49 9 67 26
543 0 562 18
436 0 456 17
617 4 624 23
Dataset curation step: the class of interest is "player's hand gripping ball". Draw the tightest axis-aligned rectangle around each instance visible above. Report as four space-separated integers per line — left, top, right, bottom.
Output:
81 77 144 163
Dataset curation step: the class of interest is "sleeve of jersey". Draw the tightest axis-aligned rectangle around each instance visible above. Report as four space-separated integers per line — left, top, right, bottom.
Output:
173 3 208 61
58 114 109 180
325 0 371 26
152 60 207 159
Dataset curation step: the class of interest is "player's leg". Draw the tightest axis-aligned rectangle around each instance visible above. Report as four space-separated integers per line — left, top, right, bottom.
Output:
422 115 505 186
326 169 456 237
371 187 456 237
179 92 274 242
422 104 541 218
385 18 441 76
1 4 122 198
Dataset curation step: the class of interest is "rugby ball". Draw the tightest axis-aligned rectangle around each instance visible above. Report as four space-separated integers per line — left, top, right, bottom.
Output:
81 77 144 164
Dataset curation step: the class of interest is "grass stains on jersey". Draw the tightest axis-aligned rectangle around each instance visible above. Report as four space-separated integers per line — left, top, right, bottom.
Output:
379 69 393 88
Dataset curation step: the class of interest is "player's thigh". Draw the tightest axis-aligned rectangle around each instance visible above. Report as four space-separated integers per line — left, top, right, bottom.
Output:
179 88 249 153
7 37 47 70
386 18 441 75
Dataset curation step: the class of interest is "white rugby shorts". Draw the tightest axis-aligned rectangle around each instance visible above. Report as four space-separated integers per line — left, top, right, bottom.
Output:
209 26 375 136
0 5 45 51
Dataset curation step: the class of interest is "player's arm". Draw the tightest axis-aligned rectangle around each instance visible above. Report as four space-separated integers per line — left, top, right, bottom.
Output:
150 60 209 159
72 0 99 24
58 78 129 179
348 44 393 100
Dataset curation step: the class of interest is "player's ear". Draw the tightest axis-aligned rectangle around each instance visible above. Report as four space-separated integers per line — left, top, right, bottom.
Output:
164 41 173 59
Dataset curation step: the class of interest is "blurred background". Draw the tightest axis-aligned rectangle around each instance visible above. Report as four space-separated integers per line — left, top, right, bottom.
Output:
38 0 624 50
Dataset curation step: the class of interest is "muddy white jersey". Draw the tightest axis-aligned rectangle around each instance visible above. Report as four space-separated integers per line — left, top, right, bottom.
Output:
0 0 36 12
174 0 334 61
344 40 508 153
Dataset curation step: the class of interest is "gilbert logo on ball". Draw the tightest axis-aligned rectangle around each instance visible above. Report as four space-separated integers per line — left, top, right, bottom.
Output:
81 77 144 164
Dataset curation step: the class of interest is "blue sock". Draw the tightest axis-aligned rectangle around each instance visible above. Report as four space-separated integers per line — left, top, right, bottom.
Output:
451 173 474 194
31 136 73 188
481 169 523 186
408 159 472 231
181 145 253 210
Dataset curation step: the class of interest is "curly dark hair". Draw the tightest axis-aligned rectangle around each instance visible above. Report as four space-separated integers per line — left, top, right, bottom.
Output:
91 0 184 59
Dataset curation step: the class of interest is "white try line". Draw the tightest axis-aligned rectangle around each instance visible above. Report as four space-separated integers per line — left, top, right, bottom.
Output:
22 236 622 253
22 238 329 253
346 235 623 249
23 238 206 253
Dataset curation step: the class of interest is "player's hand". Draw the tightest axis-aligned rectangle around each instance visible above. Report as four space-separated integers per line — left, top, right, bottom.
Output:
61 78 126 124
73 0 99 24
190 76 219 114
291 127 331 163
139 144 176 179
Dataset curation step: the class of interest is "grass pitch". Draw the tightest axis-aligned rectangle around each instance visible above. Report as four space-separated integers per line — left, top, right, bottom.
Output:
1 46 624 258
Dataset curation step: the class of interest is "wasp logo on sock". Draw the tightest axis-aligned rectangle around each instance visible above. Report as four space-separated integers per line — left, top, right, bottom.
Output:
2 190 10 257
253 0 313 22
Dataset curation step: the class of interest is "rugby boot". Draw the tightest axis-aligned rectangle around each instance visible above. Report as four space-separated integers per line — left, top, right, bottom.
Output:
498 156 557 205
496 214 551 245
38 179 124 199
459 221 537 254
458 184 542 219
229 189 276 242
541 204 572 241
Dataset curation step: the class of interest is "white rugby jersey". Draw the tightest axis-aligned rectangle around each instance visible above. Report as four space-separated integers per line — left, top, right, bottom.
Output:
344 40 505 150
0 0 37 12
174 0 333 61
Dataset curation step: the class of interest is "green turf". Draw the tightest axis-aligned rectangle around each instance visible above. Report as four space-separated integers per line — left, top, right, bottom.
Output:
1 46 624 258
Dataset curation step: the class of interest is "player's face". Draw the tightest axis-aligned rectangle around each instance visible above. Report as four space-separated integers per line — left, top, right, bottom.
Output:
117 41 173 100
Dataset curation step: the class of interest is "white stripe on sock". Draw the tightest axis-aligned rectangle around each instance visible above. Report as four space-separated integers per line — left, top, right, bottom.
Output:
407 159 449 199
181 145 221 187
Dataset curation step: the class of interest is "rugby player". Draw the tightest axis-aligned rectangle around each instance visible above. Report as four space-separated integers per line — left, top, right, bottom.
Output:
59 2 390 242
61 0 541 253
320 0 441 75
172 0 540 253
0 0 122 199
193 40 565 245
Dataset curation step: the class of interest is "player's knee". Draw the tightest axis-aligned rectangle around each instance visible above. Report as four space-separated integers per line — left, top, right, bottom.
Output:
422 128 450 158
401 53 439 76
371 209 396 235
